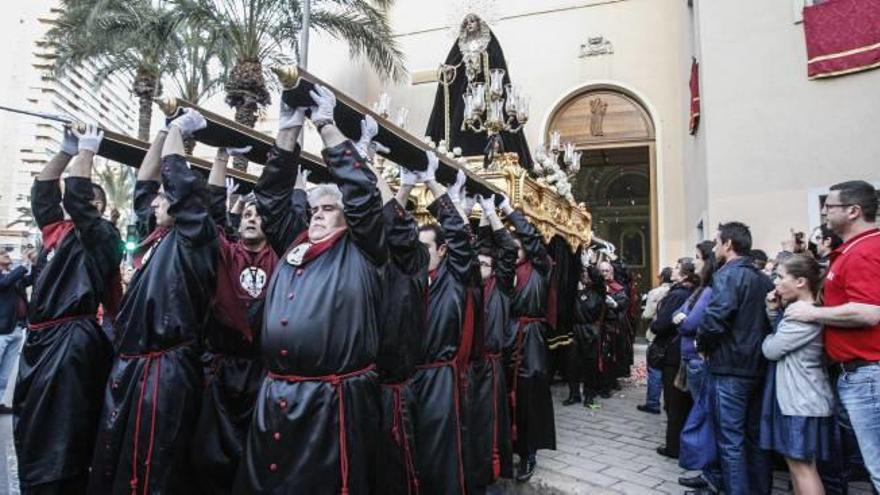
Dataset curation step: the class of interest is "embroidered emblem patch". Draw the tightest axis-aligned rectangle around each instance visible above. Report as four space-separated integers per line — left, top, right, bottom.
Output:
239 266 267 298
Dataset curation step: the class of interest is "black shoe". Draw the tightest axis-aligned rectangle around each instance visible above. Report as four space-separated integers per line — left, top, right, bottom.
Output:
678 475 709 489
684 489 716 495
598 390 612 399
0 405 12 415
515 456 536 483
656 446 678 459
562 396 582 406
637 404 661 414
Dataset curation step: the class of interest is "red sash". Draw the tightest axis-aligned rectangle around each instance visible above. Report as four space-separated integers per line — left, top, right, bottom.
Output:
268 364 376 495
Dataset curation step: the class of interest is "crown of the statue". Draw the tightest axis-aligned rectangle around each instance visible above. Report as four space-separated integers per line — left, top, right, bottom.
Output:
444 0 500 40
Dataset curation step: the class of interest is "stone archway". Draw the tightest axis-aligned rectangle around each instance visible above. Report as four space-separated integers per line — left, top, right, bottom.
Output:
546 86 658 293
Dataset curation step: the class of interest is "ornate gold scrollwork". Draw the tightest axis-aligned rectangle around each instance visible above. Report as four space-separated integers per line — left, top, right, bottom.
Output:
153 96 180 117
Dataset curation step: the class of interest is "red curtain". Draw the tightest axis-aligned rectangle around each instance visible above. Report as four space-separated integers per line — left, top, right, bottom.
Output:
804 0 880 79
689 58 700 136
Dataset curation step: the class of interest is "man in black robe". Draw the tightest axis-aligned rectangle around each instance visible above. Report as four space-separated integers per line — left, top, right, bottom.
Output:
565 266 606 408
469 194 517 492
190 146 280 494
354 116 430 495
89 110 219 494
597 260 631 397
234 86 386 494
14 125 121 494
500 196 556 482
411 158 479 495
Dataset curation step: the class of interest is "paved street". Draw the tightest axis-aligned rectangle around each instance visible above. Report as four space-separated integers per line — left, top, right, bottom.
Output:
0 346 873 494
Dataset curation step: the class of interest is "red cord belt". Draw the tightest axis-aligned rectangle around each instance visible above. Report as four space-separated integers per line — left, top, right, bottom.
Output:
119 340 195 495
381 380 420 495
509 316 546 442
414 358 467 494
484 352 503 480
267 364 377 495
27 314 93 332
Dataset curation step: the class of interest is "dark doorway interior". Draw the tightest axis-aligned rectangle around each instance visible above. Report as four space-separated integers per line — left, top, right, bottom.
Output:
573 145 653 316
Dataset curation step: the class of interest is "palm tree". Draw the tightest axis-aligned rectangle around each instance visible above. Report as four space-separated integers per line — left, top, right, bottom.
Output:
175 0 407 169
166 25 227 153
93 158 136 231
49 0 184 140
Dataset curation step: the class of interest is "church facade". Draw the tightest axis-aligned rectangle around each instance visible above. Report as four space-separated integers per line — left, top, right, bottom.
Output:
300 0 880 286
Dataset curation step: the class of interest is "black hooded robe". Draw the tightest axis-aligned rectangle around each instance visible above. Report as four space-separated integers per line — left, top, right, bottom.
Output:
88 154 219 494
506 211 556 457
567 285 605 400
425 32 533 169
234 141 386 494
412 194 479 495
468 224 517 489
14 177 121 493
190 185 281 494
376 199 429 495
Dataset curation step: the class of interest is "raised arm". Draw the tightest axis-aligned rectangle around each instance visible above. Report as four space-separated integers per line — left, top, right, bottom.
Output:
480 195 517 295
159 115 215 245
32 128 78 228
382 199 428 276
206 147 249 231
254 103 308 256
62 125 116 245
502 198 551 274
312 86 386 265
133 130 168 239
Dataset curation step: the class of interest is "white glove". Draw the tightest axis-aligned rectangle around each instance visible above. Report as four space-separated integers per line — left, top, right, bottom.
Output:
478 194 496 215
498 194 513 215
673 312 687 325
400 167 421 186
424 151 439 182
225 177 239 198
279 102 306 130
448 169 466 202
294 165 311 191
60 127 79 156
169 108 207 136
226 145 252 157
73 123 104 154
462 194 477 215
355 116 378 159
308 85 336 123
605 295 618 308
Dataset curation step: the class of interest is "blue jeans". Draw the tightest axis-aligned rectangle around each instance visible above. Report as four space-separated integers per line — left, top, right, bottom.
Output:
686 358 723 490
711 374 771 495
0 327 23 393
645 366 662 411
838 364 880 491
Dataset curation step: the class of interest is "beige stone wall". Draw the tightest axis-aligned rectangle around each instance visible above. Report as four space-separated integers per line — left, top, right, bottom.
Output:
693 0 880 255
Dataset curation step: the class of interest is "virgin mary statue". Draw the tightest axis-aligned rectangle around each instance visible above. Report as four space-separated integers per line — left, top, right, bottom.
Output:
425 14 533 169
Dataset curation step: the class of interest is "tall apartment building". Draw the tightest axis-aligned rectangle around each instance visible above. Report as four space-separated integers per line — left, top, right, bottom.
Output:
0 1 137 247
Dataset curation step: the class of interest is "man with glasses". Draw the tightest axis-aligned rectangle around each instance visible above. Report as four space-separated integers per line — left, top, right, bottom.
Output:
787 181 880 491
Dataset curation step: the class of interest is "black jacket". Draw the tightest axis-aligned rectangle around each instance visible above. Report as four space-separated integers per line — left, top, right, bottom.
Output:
696 257 774 377
650 283 695 368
